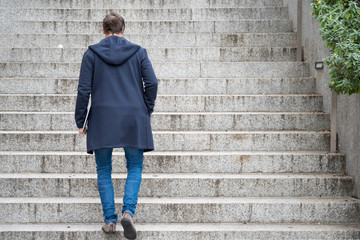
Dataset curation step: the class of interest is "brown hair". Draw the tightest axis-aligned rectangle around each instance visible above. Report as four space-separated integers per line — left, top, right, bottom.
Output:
103 12 125 34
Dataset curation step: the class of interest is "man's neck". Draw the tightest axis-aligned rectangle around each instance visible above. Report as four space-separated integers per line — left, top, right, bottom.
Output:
105 33 123 38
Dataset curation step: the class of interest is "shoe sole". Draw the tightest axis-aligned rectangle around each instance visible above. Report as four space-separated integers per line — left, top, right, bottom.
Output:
121 218 137 239
102 227 116 234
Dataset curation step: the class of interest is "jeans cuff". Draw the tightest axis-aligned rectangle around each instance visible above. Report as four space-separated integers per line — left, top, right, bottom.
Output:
104 219 117 224
104 214 118 224
122 210 134 217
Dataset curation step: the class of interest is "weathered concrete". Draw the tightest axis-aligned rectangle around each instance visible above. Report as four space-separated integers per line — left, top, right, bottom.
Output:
0 131 331 151
0 8 289 21
0 0 358 237
0 0 284 9
284 0 360 199
0 173 353 197
0 77 316 94
0 197 359 223
0 33 297 48
0 47 297 62
0 62 310 78
1 223 360 240
0 112 330 131
0 94 323 112
0 151 346 174
0 20 293 34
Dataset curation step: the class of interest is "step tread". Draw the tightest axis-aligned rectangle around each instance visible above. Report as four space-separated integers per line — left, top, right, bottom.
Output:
0 46 297 49
0 196 358 204
0 130 330 134
0 172 351 179
0 0 284 9
3 19 291 22
0 61 306 64
0 151 344 156
0 77 314 80
0 111 327 114
0 32 297 36
0 222 358 232
0 93 321 96
0 7 288 10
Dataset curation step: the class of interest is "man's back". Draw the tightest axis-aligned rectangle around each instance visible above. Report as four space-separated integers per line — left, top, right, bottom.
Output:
75 35 158 154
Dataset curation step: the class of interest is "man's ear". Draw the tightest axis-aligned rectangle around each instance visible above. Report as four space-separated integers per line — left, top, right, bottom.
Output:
121 27 125 35
102 28 106 35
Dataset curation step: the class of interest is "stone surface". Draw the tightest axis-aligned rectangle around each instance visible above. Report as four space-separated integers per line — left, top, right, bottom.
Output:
0 131 331 151
0 62 310 78
0 20 293 34
0 33 297 48
0 151 346 174
0 112 330 131
0 0 285 9
1 223 360 240
0 173 353 197
0 0 358 238
0 8 289 21
285 0 360 200
0 47 297 62
0 77 316 94
0 94 323 112
0 197 359 223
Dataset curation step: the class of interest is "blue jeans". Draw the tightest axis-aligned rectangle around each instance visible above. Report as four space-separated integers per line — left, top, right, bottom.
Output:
94 147 144 224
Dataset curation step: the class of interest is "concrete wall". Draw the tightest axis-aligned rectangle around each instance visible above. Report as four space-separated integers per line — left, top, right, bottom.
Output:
283 0 360 197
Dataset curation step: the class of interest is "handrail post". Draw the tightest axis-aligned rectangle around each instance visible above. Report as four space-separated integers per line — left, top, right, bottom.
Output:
330 91 337 152
296 0 303 61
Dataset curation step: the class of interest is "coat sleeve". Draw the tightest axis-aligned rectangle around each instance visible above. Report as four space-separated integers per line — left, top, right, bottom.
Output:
140 48 158 115
75 49 94 128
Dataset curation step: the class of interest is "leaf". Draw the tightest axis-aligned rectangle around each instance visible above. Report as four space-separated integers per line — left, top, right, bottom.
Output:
311 0 360 95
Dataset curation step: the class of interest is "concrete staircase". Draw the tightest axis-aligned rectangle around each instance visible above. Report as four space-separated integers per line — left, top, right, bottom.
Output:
1 0 360 239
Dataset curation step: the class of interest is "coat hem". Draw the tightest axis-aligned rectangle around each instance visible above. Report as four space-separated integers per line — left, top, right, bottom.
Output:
86 143 154 155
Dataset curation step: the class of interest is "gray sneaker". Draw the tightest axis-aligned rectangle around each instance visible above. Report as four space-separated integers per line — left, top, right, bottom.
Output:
102 222 116 234
121 212 137 239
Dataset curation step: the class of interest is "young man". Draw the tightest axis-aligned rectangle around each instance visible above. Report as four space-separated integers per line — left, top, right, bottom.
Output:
75 13 158 239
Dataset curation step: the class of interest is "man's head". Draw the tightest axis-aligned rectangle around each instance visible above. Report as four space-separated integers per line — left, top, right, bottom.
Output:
102 12 125 36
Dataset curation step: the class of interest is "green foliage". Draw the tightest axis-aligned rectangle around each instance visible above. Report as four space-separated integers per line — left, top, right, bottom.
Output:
311 0 360 95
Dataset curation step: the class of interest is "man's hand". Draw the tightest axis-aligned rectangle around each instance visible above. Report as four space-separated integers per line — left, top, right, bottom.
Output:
78 128 87 135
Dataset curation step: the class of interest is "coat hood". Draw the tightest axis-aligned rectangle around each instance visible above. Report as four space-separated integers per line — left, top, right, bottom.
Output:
89 36 140 65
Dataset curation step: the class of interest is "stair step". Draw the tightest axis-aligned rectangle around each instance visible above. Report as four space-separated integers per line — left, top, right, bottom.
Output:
1 8 289 21
0 47 297 62
0 94 322 112
1 0 284 9
0 33 297 48
0 0 357 236
0 20 293 34
1 223 359 240
0 131 330 151
0 77 316 95
158 77 315 94
0 197 359 223
0 151 346 174
0 112 330 131
0 62 310 78
0 173 353 197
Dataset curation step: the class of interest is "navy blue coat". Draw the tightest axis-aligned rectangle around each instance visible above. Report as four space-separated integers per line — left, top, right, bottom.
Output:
75 36 158 154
